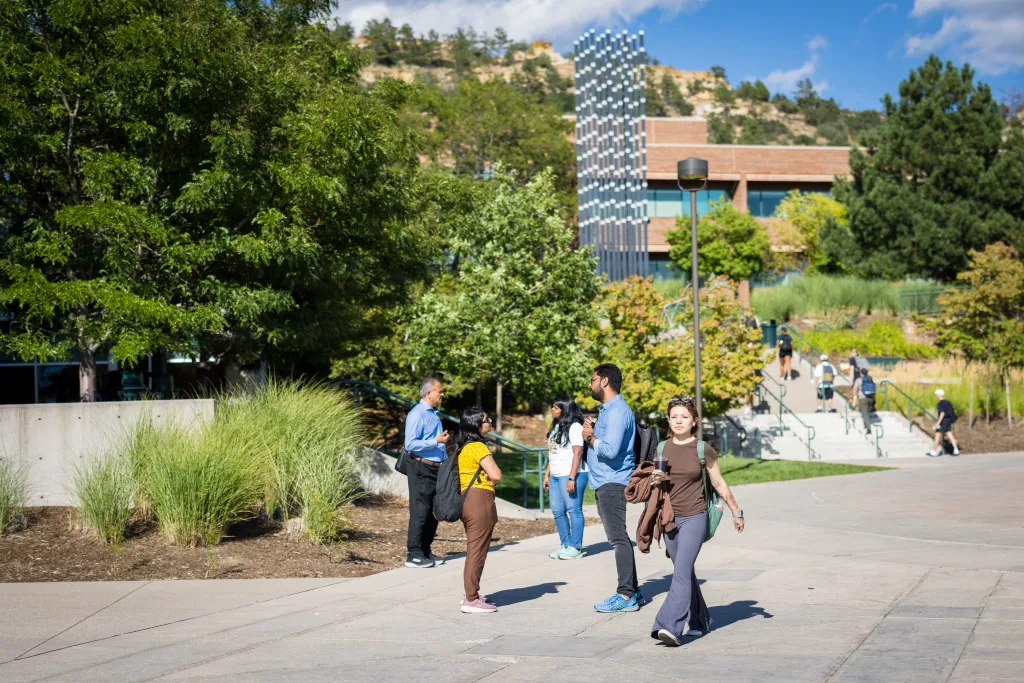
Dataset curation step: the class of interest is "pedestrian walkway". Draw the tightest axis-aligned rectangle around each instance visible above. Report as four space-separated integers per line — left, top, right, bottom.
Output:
2 454 1023 682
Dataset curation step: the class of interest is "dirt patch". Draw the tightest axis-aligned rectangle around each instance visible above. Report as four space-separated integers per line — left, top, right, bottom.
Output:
0 497 565 583
929 417 1024 455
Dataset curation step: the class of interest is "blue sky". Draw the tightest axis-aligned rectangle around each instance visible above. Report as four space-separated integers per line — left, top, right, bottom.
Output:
335 0 1024 112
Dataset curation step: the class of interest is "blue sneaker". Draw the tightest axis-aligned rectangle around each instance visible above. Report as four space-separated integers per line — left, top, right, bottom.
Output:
594 593 639 613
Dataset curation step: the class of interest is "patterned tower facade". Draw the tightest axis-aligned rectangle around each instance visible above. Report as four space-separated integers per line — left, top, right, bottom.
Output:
574 29 649 281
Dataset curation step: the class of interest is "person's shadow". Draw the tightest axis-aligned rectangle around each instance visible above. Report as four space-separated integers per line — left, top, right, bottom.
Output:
709 600 774 628
486 581 567 607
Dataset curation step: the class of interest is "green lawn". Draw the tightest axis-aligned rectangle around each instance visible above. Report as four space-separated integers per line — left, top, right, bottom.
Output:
493 454 889 509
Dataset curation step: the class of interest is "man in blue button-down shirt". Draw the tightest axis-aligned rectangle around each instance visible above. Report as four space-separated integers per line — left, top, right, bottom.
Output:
404 377 451 568
582 363 641 612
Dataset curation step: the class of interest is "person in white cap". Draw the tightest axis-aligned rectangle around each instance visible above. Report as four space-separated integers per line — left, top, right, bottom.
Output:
927 389 961 456
811 353 838 413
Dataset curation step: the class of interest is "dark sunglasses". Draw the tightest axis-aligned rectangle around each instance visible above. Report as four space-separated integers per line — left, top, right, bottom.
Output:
482 418 492 424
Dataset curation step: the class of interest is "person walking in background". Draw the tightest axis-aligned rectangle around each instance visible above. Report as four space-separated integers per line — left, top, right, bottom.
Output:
543 395 589 560
852 367 877 432
582 363 642 613
849 347 866 386
404 377 450 569
777 326 794 380
650 396 745 647
928 389 961 457
812 353 838 413
453 407 503 613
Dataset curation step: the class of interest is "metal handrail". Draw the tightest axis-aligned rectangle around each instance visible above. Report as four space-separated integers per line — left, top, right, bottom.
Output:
880 380 937 435
759 371 787 397
873 423 885 459
336 379 548 509
757 382 817 460
784 325 852 386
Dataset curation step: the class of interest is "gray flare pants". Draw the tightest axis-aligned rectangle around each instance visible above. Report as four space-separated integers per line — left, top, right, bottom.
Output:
651 511 711 640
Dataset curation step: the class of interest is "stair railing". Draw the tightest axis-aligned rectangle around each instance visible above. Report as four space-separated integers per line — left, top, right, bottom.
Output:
879 380 937 436
757 382 817 460
336 379 549 510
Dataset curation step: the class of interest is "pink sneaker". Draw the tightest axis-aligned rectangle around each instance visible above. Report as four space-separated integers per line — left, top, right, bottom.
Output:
461 598 497 614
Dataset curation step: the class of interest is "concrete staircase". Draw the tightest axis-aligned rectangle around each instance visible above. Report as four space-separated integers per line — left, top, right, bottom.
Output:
719 354 934 461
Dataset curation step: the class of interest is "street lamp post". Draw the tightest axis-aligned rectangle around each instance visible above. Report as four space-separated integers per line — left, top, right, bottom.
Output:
677 157 709 437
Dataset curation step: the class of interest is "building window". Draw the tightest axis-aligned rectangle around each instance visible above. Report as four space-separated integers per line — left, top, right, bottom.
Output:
748 188 830 218
37 364 110 403
0 366 35 405
647 189 729 218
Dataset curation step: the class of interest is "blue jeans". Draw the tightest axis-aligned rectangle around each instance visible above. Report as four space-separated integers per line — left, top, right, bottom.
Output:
549 472 589 549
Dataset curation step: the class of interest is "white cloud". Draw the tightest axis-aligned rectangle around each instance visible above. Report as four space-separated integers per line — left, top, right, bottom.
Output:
334 0 707 45
863 3 899 23
807 34 829 51
762 35 829 96
906 0 1024 74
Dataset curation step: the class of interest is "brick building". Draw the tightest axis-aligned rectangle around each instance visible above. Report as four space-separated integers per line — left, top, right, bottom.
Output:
642 117 851 277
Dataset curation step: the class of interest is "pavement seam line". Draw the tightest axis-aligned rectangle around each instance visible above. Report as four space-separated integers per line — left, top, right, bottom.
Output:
8 580 152 663
822 566 932 682
945 571 1004 682
4 578 350 667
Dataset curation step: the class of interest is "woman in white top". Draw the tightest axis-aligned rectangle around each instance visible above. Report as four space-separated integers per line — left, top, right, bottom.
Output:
542 395 588 559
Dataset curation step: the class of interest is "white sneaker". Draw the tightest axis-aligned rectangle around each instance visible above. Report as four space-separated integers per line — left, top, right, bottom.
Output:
952 449 961 456
685 629 704 637
926 450 941 457
656 629 681 647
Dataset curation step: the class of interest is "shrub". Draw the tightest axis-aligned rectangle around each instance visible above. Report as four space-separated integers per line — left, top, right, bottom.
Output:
804 321 939 359
72 454 135 545
143 424 264 547
0 458 29 533
215 380 365 544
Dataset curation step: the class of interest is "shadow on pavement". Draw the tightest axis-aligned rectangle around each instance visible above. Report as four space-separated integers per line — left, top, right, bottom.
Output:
709 600 774 629
583 540 640 558
487 581 568 607
640 572 706 602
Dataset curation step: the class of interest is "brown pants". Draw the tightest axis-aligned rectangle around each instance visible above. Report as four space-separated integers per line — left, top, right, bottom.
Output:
461 487 497 601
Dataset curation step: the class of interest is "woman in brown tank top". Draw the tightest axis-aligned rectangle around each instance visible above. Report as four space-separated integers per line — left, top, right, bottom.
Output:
649 396 745 647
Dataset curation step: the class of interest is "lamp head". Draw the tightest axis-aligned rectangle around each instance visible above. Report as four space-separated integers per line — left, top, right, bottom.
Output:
677 157 709 192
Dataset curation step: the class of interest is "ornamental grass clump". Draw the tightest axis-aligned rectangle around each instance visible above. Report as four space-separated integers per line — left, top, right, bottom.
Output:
216 379 364 544
0 457 29 533
72 454 135 545
143 424 264 547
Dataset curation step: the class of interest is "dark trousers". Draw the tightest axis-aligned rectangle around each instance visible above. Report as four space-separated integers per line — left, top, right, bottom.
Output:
859 397 875 431
461 488 497 601
406 458 440 559
595 483 638 598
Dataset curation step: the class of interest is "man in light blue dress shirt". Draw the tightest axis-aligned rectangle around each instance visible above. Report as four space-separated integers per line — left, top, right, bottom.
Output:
582 363 641 612
404 377 451 568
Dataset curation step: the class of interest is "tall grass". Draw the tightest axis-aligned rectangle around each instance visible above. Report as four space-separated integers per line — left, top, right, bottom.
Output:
72 454 135 545
0 457 29 533
216 380 364 544
751 275 932 321
142 423 265 547
804 321 939 359
887 360 1024 421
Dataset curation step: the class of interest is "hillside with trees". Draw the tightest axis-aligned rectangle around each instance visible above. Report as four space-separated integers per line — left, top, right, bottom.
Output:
347 19 884 147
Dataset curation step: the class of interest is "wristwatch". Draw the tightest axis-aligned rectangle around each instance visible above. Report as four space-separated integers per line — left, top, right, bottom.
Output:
568 476 576 482
732 509 744 519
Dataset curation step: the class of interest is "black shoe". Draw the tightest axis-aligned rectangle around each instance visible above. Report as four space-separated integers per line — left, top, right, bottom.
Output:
405 556 435 568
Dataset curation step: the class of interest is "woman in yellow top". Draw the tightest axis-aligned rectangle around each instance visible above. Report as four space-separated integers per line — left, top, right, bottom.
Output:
454 407 503 614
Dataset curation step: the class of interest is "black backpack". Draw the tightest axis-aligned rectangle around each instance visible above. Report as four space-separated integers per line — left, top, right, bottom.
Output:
634 422 657 464
433 449 482 523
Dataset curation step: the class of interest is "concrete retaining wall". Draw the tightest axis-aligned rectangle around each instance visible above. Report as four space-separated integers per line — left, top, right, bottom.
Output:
0 400 215 506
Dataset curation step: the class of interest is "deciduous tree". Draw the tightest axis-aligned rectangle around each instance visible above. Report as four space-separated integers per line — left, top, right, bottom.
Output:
667 200 770 281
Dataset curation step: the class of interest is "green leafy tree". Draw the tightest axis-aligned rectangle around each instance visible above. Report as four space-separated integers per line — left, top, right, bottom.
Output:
666 200 770 281
736 80 770 102
710 66 727 82
714 82 735 105
402 168 600 428
738 117 768 144
361 18 400 65
417 77 576 214
660 75 694 116
772 192 848 272
707 113 735 144
645 68 668 116
688 78 706 96
0 0 435 399
834 55 1024 280
932 243 1024 374
583 276 766 422
772 94 800 114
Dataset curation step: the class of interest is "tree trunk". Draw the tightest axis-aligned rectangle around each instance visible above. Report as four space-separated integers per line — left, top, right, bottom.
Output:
968 377 974 429
79 347 97 402
1006 376 1013 429
475 381 482 407
496 376 503 434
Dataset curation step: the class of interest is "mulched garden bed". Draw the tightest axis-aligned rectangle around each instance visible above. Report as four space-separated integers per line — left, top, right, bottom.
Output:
0 497 565 583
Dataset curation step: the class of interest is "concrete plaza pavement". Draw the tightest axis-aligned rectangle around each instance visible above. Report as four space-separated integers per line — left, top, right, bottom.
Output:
2 453 1023 682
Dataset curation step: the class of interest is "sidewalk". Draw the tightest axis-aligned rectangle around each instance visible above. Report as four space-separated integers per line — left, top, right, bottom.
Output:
2 453 1023 682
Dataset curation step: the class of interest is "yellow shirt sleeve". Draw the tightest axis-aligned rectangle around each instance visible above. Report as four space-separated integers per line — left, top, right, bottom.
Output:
459 441 495 492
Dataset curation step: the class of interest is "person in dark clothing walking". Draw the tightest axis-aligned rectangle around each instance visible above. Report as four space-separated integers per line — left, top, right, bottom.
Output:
649 396 745 647
928 388 961 456
404 377 451 568
777 326 794 380
582 364 642 613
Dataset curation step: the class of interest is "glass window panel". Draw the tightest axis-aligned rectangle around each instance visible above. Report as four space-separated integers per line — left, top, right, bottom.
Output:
0 366 35 404
38 364 109 403
760 190 788 217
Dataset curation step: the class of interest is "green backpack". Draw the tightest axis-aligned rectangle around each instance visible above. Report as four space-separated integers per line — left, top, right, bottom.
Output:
656 439 724 542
